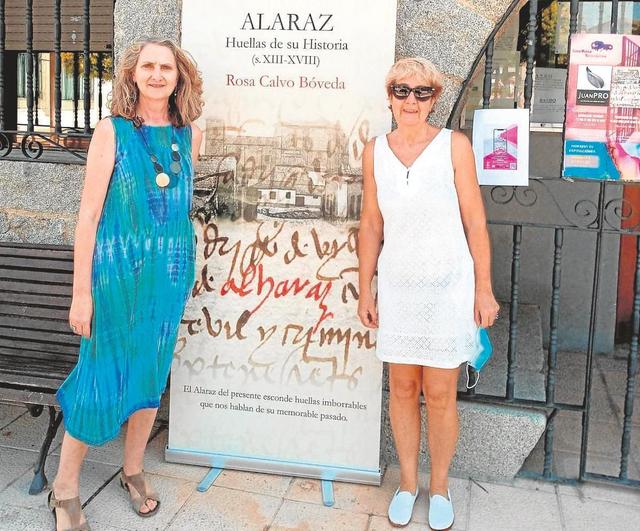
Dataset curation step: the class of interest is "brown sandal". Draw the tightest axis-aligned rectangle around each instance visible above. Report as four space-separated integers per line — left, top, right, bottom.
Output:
119 471 160 517
48 490 91 531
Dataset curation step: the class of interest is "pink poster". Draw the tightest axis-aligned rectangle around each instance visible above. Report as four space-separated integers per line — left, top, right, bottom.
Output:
483 125 518 170
472 109 529 186
563 34 640 180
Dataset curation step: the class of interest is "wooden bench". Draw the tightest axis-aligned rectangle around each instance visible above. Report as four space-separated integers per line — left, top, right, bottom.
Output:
0 242 78 494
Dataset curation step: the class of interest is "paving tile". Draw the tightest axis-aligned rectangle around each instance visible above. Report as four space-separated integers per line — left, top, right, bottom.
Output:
0 404 26 429
523 438 639 480
557 481 640 506
0 455 118 510
143 429 210 482
83 523 131 531
0 447 38 492
284 466 469 527
492 475 556 494
270 499 370 531
560 493 640 531
84 471 195 530
213 469 292 498
0 410 63 453
285 475 396 517
467 481 563 531
368 514 467 531
166 485 281 530
383 466 470 526
0 504 58 531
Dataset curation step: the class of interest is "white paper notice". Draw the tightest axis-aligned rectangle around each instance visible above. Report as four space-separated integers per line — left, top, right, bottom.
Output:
472 109 530 186
531 67 567 124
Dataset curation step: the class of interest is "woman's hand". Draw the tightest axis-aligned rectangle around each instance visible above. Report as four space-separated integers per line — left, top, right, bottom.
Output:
474 289 500 328
69 293 93 338
358 290 379 328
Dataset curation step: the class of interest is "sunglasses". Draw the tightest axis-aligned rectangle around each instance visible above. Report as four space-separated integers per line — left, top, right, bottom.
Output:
390 84 435 101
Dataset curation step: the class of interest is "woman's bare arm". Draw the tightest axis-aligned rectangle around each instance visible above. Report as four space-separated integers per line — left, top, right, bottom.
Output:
190 122 203 166
357 139 384 328
69 118 116 337
451 131 499 327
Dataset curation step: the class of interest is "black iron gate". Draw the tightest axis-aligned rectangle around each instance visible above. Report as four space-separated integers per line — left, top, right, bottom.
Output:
450 0 640 488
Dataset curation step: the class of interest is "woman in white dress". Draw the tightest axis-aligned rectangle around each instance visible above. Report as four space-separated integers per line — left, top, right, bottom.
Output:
357 58 499 530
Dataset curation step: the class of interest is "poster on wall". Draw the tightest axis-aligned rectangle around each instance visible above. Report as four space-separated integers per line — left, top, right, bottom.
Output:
167 0 397 484
563 34 640 181
472 108 530 186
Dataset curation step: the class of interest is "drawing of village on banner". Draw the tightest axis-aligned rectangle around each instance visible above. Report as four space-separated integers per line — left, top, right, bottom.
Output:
194 117 362 223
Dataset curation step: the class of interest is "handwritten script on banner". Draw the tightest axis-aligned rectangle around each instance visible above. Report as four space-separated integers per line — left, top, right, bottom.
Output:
176 219 371 389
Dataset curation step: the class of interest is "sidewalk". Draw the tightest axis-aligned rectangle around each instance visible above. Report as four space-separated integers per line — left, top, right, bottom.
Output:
1 402 639 531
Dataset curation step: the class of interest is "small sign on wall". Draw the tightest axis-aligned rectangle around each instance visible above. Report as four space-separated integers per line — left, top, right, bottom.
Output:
472 108 530 186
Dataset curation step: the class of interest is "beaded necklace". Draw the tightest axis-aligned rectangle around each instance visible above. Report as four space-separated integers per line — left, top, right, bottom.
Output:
135 121 182 188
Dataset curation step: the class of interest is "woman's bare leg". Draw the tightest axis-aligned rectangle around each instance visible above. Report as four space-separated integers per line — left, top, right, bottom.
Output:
422 366 460 496
388 363 423 492
52 432 89 530
122 407 158 513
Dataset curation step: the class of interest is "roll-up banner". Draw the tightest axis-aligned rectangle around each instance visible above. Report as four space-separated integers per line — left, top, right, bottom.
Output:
166 0 397 484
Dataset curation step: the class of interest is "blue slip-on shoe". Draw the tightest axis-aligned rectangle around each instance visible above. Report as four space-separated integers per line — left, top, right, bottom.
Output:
428 489 454 530
387 487 419 527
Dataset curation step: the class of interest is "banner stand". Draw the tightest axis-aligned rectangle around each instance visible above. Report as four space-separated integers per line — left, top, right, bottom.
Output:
194 465 337 506
165 447 382 486
173 0 395 489
321 480 335 507
196 467 223 493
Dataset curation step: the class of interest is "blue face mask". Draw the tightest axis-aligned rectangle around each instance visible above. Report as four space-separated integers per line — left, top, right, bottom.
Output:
466 327 493 389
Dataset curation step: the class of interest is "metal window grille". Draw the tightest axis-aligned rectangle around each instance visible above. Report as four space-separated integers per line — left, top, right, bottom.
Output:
0 0 114 162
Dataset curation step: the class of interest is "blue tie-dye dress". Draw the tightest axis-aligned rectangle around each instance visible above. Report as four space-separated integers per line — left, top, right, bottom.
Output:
57 116 195 445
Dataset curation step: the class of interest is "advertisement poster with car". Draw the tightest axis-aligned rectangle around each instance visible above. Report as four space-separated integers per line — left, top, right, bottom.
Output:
563 34 640 181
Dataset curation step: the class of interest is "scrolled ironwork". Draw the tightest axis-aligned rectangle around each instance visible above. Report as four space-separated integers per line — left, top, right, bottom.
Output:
21 133 44 159
0 131 89 161
487 179 612 230
0 131 12 157
489 185 515 205
573 198 599 228
489 185 538 207
604 197 640 232
515 186 537 207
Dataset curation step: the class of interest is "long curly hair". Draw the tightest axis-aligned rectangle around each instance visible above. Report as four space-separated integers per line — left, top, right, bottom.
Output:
110 39 204 127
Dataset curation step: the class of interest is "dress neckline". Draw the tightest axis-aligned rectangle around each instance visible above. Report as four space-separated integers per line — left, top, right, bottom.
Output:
383 128 446 170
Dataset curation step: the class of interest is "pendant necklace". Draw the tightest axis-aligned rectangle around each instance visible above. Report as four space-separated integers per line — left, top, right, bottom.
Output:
136 124 182 188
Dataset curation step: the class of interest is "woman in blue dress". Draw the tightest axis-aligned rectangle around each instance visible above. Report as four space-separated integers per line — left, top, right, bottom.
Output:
49 39 203 530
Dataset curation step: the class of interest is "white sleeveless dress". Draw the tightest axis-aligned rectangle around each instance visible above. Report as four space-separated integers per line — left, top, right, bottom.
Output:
374 129 478 368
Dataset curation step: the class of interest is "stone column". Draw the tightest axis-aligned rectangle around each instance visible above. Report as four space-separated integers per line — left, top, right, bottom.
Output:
113 0 182 63
397 0 517 126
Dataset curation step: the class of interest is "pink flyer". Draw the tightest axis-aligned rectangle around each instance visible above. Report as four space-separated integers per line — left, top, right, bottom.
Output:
472 109 529 186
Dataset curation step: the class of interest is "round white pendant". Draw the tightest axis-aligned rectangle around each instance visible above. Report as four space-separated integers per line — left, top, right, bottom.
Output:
155 172 170 188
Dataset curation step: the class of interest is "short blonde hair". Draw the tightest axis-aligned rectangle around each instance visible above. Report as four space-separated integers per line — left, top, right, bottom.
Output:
110 39 204 127
385 57 444 100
